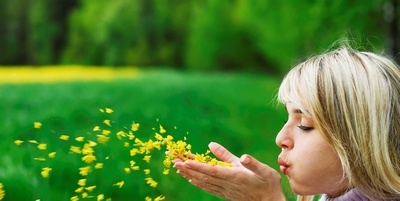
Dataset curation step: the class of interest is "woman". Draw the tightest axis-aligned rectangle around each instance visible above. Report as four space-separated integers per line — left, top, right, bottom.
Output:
173 46 400 200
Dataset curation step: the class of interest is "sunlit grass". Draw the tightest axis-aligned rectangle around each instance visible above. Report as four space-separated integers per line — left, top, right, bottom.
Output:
0 67 293 200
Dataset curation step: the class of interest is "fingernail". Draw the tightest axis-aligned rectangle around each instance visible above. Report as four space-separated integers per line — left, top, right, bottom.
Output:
208 142 216 148
176 169 180 174
240 155 250 164
188 179 192 183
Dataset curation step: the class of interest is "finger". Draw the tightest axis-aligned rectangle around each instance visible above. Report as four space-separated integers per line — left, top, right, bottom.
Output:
183 160 234 180
189 178 234 200
240 154 276 179
177 165 232 197
208 142 239 163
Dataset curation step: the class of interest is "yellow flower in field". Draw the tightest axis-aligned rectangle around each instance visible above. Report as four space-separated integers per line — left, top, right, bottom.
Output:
0 183 5 200
82 154 96 163
70 196 79 201
145 177 158 188
78 179 86 186
97 194 104 201
94 163 103 169
75 136 85 142
37 143 47 150
14 140 24 146
60 135 70 140
113 181 124 188
143 169 150 175
131 123 139 131
41 167 52 178
79 166 91 176
33 122 42 128
48 152 56 158
103 119 111 127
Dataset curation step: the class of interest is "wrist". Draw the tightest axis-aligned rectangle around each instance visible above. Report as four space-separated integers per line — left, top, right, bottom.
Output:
262 191 285 201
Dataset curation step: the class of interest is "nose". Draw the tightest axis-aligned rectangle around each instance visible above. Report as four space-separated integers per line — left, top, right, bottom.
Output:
276 124 293 149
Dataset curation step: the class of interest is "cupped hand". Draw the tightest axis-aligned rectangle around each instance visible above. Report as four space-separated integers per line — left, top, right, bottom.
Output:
173 142 285 201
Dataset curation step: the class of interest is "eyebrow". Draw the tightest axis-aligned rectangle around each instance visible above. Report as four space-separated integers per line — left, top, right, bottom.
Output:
284 105 303 114
293 109 303 114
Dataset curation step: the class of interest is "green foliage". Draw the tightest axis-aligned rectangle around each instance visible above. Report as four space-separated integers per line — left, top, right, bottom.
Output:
0 0 395 72
0 70 293 200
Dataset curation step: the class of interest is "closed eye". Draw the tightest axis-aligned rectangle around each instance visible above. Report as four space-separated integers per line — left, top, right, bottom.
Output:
297 125 313 131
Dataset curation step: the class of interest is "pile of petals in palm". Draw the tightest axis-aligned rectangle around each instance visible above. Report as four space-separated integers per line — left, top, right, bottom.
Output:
13 108 231 201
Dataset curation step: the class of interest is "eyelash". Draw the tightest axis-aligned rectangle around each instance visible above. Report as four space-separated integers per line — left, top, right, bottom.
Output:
297 125 313 131
284 121 313 131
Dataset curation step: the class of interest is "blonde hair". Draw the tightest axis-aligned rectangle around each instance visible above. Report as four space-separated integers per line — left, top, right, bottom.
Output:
278 46 400 200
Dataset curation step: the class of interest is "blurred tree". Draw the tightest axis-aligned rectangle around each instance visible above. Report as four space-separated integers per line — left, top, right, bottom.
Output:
0 0 397 72
0 0 77 65
62 0 194 67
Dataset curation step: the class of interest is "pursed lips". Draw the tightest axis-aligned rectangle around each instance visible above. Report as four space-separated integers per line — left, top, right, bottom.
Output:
278 156 289 174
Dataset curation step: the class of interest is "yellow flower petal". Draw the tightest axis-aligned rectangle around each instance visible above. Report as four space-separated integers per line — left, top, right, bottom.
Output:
159 125 166 134
75 136 85 142
113 181 124 188
48 152 56 158
94 163 103 169
85 185 96 192
41 167 52 178
97 194 104 201
33 122 42 128
103 119 111 127
59 135 70 140
37 144 47 150
78 179 86 186
14 140 24 146
131 123 139 131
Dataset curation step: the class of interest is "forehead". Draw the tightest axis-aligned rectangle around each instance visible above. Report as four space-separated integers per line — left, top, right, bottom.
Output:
285 102 312 117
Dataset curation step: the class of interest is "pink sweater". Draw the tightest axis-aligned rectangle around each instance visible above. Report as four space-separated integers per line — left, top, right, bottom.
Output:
319 188 368 201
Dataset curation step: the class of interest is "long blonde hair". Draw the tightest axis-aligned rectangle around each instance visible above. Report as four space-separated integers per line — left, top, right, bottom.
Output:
278 46 400 200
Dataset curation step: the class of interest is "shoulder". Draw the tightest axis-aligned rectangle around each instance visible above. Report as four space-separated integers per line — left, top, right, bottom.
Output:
318 188 368 201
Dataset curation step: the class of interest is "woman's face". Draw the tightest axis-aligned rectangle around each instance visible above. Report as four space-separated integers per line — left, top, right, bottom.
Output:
276 102 348 197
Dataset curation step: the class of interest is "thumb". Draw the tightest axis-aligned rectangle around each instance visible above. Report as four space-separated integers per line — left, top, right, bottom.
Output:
240 154 275 178
208 142 239 163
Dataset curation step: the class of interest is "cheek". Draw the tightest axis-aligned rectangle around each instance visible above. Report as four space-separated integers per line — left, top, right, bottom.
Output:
289 141 345 195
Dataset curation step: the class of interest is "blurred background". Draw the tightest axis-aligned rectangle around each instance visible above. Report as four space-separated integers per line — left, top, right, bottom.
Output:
0 0 399 201
1 0 398 70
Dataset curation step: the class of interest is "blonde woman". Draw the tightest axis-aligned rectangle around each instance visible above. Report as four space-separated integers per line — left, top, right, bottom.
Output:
173 46 400 200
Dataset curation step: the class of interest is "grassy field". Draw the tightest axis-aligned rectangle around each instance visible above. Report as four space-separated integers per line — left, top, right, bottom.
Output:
0 67 297 201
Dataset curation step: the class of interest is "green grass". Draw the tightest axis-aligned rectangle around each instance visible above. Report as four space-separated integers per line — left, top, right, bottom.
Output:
0 69 296 201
